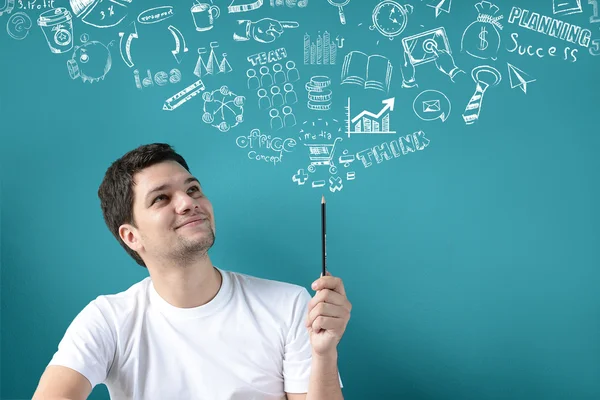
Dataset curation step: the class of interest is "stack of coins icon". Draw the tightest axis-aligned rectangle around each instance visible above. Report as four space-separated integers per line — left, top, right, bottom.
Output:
306 76 332 111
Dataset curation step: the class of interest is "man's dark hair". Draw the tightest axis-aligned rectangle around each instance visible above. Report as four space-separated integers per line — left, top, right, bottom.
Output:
97 143 190 268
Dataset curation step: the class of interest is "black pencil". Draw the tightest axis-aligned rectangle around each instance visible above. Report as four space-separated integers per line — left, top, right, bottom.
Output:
321 195 326 277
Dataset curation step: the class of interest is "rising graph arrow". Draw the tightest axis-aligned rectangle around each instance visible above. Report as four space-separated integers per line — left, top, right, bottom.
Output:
351 98 395 124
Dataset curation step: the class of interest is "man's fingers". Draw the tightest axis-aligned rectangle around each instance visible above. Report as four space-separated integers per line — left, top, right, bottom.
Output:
310 315 346 334
308 288 347 311
305 303 349 328
312 275 346 297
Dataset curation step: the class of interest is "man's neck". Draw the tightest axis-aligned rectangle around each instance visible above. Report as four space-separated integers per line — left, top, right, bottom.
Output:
148 256 223 309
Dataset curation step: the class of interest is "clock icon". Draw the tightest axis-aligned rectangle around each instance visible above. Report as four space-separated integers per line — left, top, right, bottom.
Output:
370 1 413 40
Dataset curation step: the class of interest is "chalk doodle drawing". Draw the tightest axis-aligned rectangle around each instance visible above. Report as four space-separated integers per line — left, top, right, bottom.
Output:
137 6 174 25
194 42 232 78
507 6 592 48
356 130 430 168
370 1 413 41
403 27 464 83
341 51 392 93
134 68 181 90
229 0 263 13
345 97 396 137
233 18 299 43
461 1 503 61
270 0 308 7
69 0 129 29
7 11 32 40
427 0 451 18
118 21 137 68
327 0 349 25
507 63 535 94
0 0 15 16
553 0 582 15
168 25 188 64
37 7 74 54
202 86 246 132
236 128 296 166
462 65 501 125
191 1 220 31
304 32 338 65
67 37 114 83
590 0 600 23
306 76 332 111
163 79 205 111
412 90 451 122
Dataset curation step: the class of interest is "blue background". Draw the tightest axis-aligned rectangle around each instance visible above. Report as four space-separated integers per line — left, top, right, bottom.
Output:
2 0 600 399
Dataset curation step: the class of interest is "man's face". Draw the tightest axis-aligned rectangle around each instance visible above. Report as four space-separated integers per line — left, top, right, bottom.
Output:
120 160 216 265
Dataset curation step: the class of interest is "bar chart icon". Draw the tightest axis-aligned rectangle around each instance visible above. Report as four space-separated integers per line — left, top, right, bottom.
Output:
345 97 396 137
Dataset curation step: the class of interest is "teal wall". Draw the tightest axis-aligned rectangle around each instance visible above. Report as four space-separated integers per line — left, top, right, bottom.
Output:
2 0 600 399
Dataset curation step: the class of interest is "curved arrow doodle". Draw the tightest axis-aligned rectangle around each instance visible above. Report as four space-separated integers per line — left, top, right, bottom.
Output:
168 25 188 64
118 21 138 68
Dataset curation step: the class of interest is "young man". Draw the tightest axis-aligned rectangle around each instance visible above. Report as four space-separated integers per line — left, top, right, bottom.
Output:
32 143 351 400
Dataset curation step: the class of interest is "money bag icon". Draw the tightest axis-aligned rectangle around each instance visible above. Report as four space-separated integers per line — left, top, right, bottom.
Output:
460 1 503 60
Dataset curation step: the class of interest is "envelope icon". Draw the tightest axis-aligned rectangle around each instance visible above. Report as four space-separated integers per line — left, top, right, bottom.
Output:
423 100 440 113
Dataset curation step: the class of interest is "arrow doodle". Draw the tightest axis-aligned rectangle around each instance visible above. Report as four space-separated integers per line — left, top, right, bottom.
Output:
118 21 138 68
335 35 345 48
168 25 188 64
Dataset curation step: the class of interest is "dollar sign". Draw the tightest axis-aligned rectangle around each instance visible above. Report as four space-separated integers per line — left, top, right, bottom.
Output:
479 26 488 51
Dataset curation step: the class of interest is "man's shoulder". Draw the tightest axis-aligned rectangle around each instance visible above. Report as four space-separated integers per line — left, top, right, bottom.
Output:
224 269 311 307
88 276 152 314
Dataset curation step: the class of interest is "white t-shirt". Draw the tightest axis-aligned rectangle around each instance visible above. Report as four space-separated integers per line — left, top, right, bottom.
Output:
47 267 343 399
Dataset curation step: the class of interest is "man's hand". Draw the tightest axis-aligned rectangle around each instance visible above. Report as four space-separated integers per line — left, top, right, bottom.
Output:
305 271 352 356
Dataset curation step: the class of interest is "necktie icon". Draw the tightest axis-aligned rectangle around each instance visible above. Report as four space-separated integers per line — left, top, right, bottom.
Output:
462 65 501 125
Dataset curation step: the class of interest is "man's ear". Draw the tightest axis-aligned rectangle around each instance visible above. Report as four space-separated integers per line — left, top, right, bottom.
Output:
119 224 143 252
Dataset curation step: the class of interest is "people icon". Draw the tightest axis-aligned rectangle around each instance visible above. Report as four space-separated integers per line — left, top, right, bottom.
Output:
271 86 285 108
282 105 296 128
285 60 300 82
247 68 260 90
283 83 298 105
259 65 273 88
257 88 271 110
269 108 283 131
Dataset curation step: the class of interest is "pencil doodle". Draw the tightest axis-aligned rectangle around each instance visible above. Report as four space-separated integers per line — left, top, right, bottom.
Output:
163 79 205 111
229 0 263 13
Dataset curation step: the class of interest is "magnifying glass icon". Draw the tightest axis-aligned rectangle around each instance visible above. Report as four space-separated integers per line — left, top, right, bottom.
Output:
327 0 350 25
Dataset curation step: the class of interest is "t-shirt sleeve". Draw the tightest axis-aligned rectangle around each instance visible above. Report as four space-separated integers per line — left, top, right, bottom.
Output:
282 287 343 394
46 296 116 389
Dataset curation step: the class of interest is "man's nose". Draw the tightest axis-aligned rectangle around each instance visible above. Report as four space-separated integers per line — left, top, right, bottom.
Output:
174 191 197 213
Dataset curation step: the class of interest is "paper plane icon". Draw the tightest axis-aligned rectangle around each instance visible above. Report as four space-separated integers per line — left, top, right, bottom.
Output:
507 63 536 94
427 0 451 17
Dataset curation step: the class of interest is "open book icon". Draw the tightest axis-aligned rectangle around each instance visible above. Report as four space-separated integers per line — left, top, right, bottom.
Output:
341 51 392 93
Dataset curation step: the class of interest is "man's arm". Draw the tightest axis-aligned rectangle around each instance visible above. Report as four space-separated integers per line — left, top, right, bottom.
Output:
32 365 92 400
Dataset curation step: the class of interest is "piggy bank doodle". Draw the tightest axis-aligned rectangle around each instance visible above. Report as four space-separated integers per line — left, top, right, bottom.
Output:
67 38 114 83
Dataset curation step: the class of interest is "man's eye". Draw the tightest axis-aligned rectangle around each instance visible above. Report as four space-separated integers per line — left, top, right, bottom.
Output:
153 194 167 204
188 185 201 194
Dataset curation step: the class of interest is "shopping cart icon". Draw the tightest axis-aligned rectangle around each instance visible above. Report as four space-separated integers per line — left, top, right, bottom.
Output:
304 137 342 174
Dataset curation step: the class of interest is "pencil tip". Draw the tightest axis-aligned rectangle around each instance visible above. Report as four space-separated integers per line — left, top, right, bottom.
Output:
321 194 325 204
